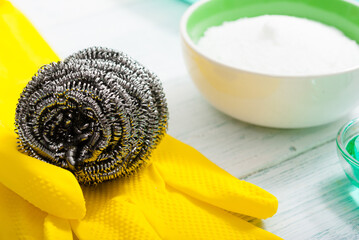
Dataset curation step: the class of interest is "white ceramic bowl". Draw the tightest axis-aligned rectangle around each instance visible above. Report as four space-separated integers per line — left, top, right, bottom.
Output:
180 0 359 128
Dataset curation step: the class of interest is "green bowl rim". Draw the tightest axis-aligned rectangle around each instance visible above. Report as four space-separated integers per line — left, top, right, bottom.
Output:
180 0 359 78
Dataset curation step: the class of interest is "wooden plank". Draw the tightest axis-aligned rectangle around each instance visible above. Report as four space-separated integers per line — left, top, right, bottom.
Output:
244 142 359 239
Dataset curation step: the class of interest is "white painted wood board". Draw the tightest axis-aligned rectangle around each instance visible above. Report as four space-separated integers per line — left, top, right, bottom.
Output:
10 0 359 238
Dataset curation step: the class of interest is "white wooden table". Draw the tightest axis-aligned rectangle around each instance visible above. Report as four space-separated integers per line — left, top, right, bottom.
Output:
11 0 359 239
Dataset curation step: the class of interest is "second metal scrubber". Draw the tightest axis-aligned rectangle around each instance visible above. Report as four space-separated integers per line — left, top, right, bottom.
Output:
15 47 168 185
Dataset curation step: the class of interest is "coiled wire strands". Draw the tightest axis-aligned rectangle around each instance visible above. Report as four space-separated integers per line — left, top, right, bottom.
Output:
15 47 168 185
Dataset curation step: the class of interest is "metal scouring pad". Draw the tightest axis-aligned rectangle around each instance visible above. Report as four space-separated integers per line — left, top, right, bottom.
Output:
15 47 168 185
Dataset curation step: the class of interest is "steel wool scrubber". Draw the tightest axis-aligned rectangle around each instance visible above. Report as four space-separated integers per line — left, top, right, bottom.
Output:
15 47 168 185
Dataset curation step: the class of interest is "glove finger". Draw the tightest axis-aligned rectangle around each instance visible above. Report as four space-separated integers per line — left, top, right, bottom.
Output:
0 128 86 219
153 134 278 219
0 0 59 128
0 183 46 240
101 163 281 240
147 183 281 240
44 215 73 240
71 188 161 240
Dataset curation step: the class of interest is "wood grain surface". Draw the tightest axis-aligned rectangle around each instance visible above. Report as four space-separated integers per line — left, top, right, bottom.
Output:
11 0 359 239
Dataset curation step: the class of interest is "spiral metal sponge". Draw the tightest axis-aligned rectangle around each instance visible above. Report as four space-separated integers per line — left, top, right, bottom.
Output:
15 47 168 185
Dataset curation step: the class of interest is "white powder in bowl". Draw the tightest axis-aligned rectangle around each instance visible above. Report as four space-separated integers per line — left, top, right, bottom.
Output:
197 15 359 75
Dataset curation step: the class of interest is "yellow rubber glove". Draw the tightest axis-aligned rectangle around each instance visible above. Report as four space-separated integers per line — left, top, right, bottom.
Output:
0 0 59 128
0 1 84 239
0 1 281 239
71 134 281 239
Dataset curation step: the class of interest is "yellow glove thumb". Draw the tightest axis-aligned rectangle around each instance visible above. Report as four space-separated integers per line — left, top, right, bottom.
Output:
0 129 86 219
